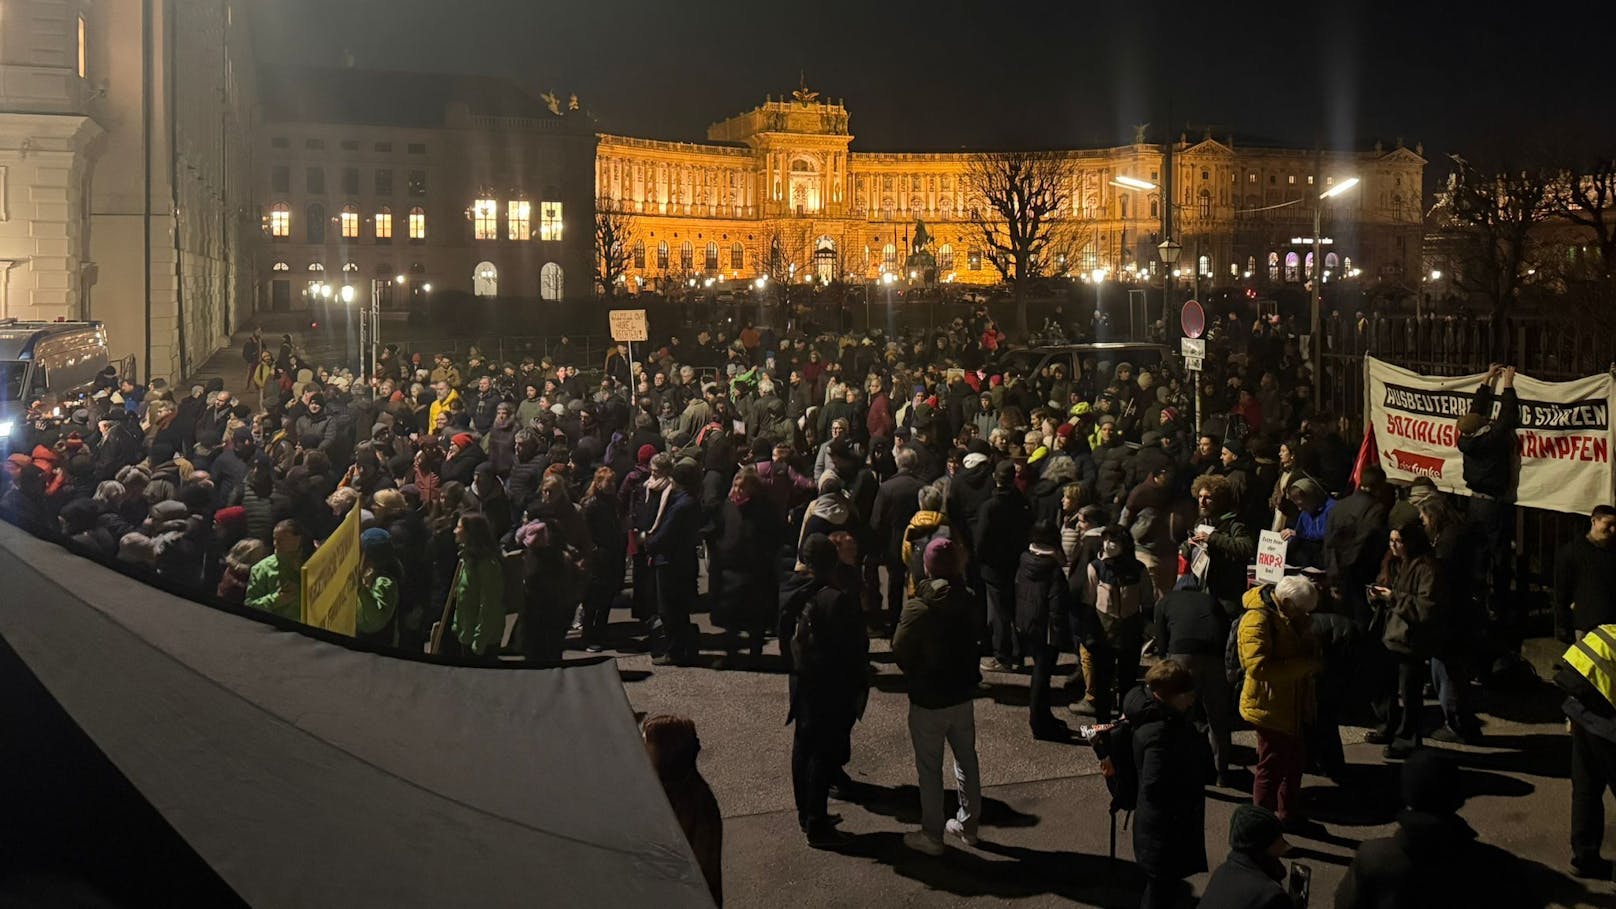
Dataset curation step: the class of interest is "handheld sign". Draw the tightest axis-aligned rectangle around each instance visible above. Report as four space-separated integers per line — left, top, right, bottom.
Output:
1181 299 1205 339
1256 530 1289 585
608 309 648 342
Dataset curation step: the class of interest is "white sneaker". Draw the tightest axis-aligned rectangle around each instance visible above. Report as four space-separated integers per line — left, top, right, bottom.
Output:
946 818 979 846
902 830 946 856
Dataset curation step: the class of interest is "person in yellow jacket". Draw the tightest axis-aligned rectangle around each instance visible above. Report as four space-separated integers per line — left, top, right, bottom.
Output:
1237 577 1321 827
427 381 462 431
1557 624 1616 879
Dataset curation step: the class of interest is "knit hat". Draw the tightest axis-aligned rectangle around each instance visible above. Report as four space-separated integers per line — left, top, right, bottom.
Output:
360 527 392 557
1222 438 1242 456
923 537 960 578
213 506 247 531
1402 748 1464 814
1160 406 1179 424
1055 422 1075 439
451 432 475 450
1228 804 1287 853
637 444 657 466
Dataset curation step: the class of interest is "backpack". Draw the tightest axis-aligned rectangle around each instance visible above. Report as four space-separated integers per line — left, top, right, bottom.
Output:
1086 717 1137 814
242 336 261 364
778 578 824 673
905 523 952 582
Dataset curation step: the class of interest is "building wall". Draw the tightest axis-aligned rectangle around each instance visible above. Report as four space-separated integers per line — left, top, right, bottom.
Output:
595 97 1427 293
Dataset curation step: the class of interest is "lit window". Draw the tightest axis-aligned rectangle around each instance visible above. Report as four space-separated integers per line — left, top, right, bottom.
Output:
938 244 954 270
1288 175 1296 185
375 207 392 240
473 261 498 298
539 202 564 240
77 15 87 78
1307 176 1315 185
507 200 531 240
633 241 645 270
680 241 693 271
1285 252 1300 282
705 242 718 272
340 204 360 239
731 243 744 269
1248 173 1257 183
1198 190 1211 219
1198 254 1211 277
657 241 669 270
272 261 289 272
1268 252 1280 282
269 203 290 238
967 248 982 271
472 199 498 240
883 243 896 267
408 207 426 240
540 262 564 301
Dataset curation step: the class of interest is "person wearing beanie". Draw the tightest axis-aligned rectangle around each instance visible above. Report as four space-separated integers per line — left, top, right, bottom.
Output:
976 458 1032 672
1198 804 1292 909
1014 519 1072 741
439 430 486 488
892 535 982 855
779 532 869 849
1335 748 1531 906
357 526 400 647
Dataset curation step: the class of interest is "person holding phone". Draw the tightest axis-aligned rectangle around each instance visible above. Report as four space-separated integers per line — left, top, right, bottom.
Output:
1368 522 1445 760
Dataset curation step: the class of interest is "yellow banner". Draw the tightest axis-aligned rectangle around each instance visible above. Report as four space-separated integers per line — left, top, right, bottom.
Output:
301 505 360 636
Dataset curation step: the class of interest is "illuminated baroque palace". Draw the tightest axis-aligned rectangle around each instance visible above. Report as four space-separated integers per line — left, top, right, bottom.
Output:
597 84 1427 292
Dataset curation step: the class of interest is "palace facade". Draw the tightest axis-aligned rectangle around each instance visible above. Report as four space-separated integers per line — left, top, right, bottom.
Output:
597 88 1426 293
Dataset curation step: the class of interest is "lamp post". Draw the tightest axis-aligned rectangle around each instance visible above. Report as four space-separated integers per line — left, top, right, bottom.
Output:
1311 176 1360 408
1156 237 1182 333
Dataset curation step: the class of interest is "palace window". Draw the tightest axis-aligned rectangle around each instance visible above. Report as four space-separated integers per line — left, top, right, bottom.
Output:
473 199 498 240
1305 251 1315 278
507 200 531 240
306 167 325 194
77 15 87 77
1268 252 1280 282
271 166 289 194
539 202 563 241
540 262 564 301
1288 175 1296 185
375 169 393 196
1247 256 1256 275
1119 195 1129 219
680 241 693 271
883 243 896 267
342 167 359 195
633 241 645 270
1149 196 1159 218
1198 190 1211 219
306 203 325 243
1325 252 1339 271
731 243 744 269
408 207 426 241
657 241 669 270
272 261 289 272
1284 251 1300 282
340 204 360 239
407 170 426 197
1248 172 1257 183
269 203 290 239
1198 254 1211 277
967 248 982 271
473 262 498 298
705 242 718 272
938 244 954 271
375 207 392 241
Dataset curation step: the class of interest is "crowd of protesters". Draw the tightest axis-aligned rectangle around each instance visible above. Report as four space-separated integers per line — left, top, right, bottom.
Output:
3 300 1615 907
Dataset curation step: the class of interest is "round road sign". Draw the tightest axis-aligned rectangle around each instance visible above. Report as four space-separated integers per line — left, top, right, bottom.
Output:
1181 299 1205 339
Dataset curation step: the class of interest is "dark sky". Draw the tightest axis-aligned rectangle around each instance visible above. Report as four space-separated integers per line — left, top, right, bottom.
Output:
251 0 1615 168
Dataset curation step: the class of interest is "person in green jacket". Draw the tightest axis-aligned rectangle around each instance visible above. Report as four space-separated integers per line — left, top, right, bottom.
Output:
357 527 400 648
451 511 505 659
245 519 306 621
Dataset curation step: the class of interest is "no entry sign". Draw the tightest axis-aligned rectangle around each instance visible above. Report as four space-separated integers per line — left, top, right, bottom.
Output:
1180 299 1205 339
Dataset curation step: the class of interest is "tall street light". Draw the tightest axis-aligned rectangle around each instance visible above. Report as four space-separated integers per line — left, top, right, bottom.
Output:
1312 176 1359 407
1157 238 1182 339
1113 175 1159 338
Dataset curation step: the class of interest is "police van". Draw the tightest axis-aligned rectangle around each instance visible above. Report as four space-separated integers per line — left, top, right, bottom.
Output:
0 320 115 451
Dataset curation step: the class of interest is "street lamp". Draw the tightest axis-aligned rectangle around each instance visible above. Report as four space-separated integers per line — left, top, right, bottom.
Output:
1157 239 1182 343
1310 176 1360 407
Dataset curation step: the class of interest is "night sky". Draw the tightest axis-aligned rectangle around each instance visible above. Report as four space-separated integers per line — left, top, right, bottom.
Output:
252 0 1615 170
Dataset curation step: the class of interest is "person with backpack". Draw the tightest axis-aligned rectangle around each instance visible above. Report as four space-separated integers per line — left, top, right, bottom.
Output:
1126 658 1212 909
1237 577 1322 828
901 485 952 597
1015 519 1073 740
1074 525 1149 723
892 537 983 855
781 532 870 849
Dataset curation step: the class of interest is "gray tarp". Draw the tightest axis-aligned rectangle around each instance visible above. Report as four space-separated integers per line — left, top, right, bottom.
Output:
0 522 713 908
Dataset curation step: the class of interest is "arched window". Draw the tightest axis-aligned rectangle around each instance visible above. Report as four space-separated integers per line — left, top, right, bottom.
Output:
307 262 325 272
704 242 718 272
374 206 392 240
883 243 896 267
271 261 289 272
1305 251 1315 278
342 261 358 273
306 203 326 243
540 262 564 301
938 243 954 271
340 204 360 239
1284 251 1300 282
632 240 645 270
1198 254 1211 277
1268 252 1280 282
1325 252 1339 272
731 242 744 270
270 202 290 238
1149 195 1159 218
657 241 669 270
473 261 497 297
1197 190 1211 219
680 241 693 271
408 207 426 241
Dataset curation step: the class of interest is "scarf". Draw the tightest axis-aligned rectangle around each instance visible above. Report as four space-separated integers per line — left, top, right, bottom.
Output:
644 474 674 538
1091 552 1144 587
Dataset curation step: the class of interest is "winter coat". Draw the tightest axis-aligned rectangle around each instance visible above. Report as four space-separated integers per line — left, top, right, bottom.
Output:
1198 850 1290 909
1379 553 1443 658
974 487 1032 582
944 459 994 551
1126 684 1212 880
892 577 981 710
451 552 506 656
646 488 701 579
1155 585 1227 657
1236 586 1320 735
1013 548 1070 647
1334 811 1532 908
1324 489 1389 587
871 470 925 564
1456 384 1517 499
244 554 302 621
710 496 782 630
1196 512 1258 607
1093 440 1131 506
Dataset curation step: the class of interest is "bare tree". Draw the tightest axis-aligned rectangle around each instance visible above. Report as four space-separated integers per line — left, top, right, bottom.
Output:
1550 157 1616 282
963 150 1080 337
594 200 636 301
1435 155 1553 326
749 221 812 320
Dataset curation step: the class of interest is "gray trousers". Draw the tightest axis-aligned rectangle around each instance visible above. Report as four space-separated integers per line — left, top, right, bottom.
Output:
907 699 982 840
1173 651 1233 775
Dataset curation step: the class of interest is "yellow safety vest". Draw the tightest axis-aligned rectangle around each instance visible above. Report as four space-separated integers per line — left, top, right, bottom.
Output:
1563 624 1616 709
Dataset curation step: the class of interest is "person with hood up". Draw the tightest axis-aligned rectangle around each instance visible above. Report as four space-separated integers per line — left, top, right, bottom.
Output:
1126 658 1213 909
1015 520 1072 740
1198 805 1294 909
798 471 855 549
976 459 1033 672
1278 476 1334 570
893 537 983 855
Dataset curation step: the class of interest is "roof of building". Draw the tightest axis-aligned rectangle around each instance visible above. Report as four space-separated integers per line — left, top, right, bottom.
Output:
258 65 566 129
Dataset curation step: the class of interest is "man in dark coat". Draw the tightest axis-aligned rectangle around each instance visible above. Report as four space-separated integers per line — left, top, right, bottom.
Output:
1324 464 1389 629
976 459 1032 671
1014 520 1070 739
871 446 926 630
1127 658 1213 909
646 460 703 665
1198 804 1293 909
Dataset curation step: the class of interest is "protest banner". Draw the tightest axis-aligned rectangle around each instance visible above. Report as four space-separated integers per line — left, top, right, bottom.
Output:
1363 356 1615 515
301 505 360 635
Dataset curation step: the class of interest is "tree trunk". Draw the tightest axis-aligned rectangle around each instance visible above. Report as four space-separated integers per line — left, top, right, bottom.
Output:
1014 281 1029 341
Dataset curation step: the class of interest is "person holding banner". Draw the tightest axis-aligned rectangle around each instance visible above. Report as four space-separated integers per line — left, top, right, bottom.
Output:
245 519 306 621
1455 364 1518 639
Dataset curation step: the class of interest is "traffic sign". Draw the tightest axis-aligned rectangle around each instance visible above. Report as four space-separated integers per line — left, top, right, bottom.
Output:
1180 299 1205 339
608 309 648 342
1184 356 1204 372
1180 337 1206 358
